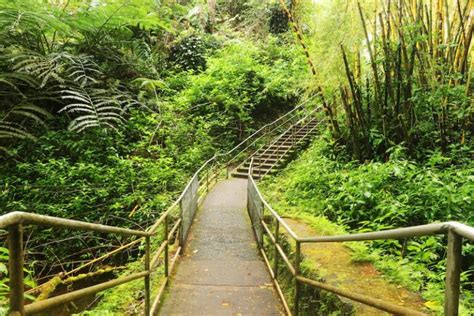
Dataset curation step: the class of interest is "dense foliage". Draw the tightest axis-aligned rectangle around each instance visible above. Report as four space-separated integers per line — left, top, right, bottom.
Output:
0 0 306 287
0 0 472 314
283 3 472 313
262 136 473 313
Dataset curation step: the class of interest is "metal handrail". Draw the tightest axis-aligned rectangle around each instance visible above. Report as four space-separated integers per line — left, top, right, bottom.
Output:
3 215 154 315
254 107 323 178
248 159 474 316
0 212 153 237
2 103 320 316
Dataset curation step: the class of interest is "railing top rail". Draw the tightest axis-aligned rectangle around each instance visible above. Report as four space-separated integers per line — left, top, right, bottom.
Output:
299 221 474 243
248 161 474 243
0 211 152 237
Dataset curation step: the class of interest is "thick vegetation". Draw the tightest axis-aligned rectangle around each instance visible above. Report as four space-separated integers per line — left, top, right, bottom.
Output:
0 0 306 307
261 1 473 313
0 0 472 314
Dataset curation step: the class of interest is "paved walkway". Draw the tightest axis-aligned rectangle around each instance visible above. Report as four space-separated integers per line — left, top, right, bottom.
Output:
160 178 282 315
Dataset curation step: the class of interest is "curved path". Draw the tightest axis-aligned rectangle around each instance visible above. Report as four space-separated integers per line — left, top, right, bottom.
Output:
160 178 282 315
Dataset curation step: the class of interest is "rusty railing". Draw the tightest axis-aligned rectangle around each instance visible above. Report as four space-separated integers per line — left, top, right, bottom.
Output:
248 159 474 316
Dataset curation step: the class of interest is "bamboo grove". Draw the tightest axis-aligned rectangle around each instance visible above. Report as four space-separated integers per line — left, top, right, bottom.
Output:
336 0 473 161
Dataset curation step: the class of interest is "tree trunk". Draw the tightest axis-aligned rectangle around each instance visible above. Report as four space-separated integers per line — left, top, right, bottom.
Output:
207 0 216 33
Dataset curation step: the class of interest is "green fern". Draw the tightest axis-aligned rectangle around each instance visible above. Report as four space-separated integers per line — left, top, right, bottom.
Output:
0 121 36 141
11 52 99 88
60 87 140 133
65 55 102 87
0 103 53 141
10 103 53 126
0 73 38 96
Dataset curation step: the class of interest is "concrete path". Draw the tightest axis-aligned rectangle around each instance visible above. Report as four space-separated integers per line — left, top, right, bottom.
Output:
160 178 282 315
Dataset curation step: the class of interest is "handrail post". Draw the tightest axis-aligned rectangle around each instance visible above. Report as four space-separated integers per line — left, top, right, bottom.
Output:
179 199 185 252
164 216 169 277
144 236 150 316
445 230 462 316
206 169 210 192
294 240 301 316
273 220 280 280
9 223 24 315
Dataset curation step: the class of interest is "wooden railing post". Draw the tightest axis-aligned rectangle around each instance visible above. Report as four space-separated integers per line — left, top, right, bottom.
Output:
144 236 150 316
445 230 462 316
9 223 24 315
294 240 301 316
273 220 280 280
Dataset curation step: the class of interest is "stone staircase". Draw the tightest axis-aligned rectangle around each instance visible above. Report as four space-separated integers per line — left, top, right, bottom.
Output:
232 118 319 179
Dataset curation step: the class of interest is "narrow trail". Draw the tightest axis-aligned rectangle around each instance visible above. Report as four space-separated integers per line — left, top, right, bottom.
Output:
284 218 427 315
160 178 282 315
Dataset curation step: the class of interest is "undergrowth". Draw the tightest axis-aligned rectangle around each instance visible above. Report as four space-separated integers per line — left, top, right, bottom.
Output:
261 135 474 315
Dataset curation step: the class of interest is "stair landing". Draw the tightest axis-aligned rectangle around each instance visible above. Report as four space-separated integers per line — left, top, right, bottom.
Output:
160 179 282 315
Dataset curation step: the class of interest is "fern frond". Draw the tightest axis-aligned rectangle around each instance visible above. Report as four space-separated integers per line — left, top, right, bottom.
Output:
0 103 51 142
11 52 102 89
60 86 138 132
12 104 53 119
1 72 39 88
12 51 65 87
64 55 102 87
0 123 36 140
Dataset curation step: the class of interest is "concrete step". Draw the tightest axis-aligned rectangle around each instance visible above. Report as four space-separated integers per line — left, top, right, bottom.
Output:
230 119 319 180
255 153 289 160
235 167 277 177
243 161 278 168
257 148 295 154
238 164 276 172
232 170 275 179
249 157 279 163
232 171 249 179
267 144 292 149
279 132 316 140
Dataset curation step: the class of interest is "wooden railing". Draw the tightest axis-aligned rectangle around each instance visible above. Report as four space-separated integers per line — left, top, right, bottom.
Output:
248 159 474 316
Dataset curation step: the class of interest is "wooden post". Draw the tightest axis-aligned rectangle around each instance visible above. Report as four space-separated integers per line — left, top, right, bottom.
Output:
9 223 24 315
294 241 301 316
445 230 462 316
